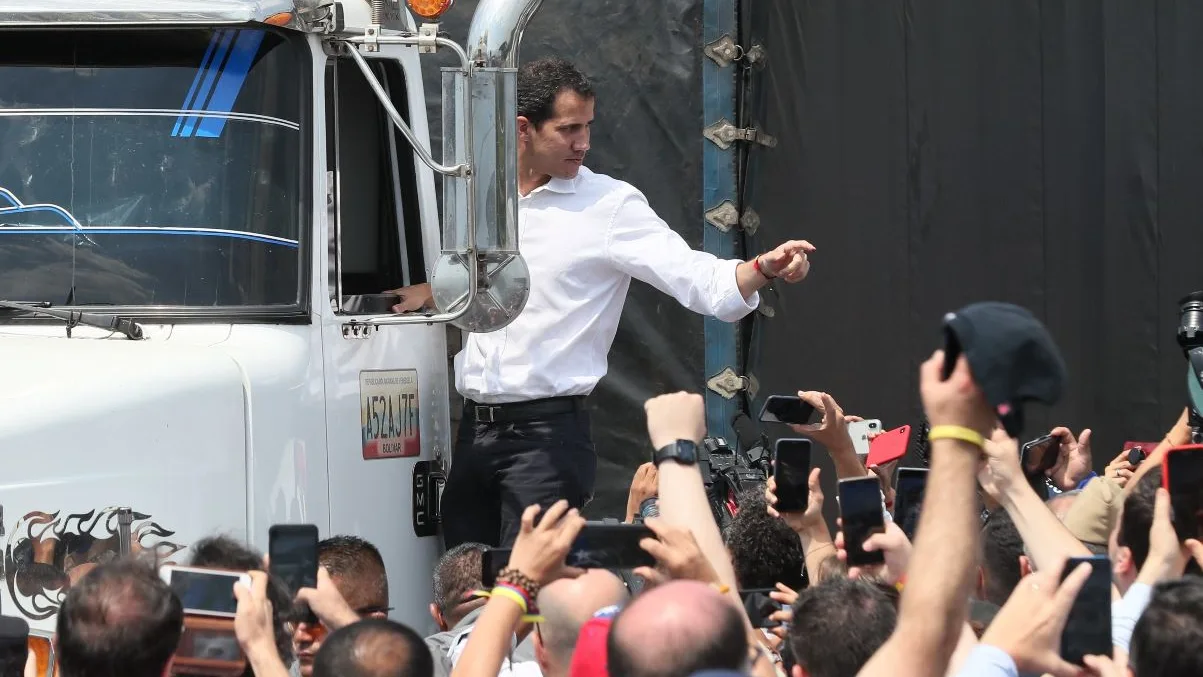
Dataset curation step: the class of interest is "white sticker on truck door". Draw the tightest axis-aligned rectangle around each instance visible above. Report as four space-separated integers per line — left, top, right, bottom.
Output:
359 370 420 460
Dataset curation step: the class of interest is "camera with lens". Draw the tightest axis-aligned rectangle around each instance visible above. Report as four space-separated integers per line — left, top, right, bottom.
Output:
1177 292 1203 442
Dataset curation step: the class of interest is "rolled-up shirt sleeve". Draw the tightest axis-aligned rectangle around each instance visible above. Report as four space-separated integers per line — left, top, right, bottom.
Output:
606 191 759 322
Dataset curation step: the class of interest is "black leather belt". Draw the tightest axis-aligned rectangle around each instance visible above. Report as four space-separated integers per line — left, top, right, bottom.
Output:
465 396 586 424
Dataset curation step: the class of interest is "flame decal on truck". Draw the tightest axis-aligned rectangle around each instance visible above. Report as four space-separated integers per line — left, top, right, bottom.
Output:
3 508 185 620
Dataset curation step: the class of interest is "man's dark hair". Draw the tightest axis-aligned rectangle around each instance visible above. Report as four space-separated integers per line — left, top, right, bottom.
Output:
517 58 594 128
980 509 1025 606
1129 578 1203 677
1117 469 1161 570
0 616 29 677
607 596 746 677
432 543 487 619
55 557 182 677
319 535 389 609
312 618 433 677
787 577 897 677
188 534 295 665
723 491 806 590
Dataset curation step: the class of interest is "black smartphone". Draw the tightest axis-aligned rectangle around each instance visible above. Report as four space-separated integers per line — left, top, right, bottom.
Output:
1164 446 1203 541
773 438 812 512
566 523 656 569
939 319 961 380
892 467 929 541
1059 555 1112 665
759 395 817 426
268 524 320 596
739 588 782 629
1021 434 1061 477
839 477 886 566
481 547 511 588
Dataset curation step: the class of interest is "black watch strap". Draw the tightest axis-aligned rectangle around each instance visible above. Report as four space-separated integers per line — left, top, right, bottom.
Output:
653 440 698 466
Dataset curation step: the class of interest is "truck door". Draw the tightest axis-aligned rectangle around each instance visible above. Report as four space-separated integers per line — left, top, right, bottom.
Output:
319 45 451 634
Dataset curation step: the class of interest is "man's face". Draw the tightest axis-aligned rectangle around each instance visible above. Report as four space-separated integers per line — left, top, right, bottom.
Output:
292 575 389 677
519 90 594 180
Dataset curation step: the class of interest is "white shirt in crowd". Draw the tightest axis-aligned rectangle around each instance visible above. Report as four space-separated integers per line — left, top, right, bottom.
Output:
456 166 760 404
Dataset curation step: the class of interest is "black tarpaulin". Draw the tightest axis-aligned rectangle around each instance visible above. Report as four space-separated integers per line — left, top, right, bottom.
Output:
424 1 705 518
745 0 1203 509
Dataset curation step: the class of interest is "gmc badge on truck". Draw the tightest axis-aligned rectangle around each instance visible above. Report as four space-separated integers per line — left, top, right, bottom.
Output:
412 462 445 538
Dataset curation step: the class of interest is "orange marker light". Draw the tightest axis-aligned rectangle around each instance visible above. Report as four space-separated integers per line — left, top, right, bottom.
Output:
264 11 293 26
27 635 53 677
407 0 454 21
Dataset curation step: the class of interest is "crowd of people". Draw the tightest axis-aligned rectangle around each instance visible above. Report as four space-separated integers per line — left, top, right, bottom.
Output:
4 339 1203 677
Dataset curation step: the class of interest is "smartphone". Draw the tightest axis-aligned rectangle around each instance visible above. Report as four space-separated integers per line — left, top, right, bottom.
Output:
268 524 320 596
739 588 782 629
1059 556 1112 665
159 565 251 618
847 419 883 457
1021 434 1061 477
866 425 910 468
566 523 656 569
481 547 511 588
1162 445 1203 541
759 395 817 426
892 467 929 540
773 438 812 512
838 477 886 566
939 318 961 380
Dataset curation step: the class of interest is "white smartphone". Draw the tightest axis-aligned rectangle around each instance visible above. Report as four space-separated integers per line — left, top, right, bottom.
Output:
847 419 882 457
159 565 250 618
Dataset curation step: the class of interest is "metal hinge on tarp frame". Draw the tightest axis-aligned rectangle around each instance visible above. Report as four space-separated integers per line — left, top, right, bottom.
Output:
707 367 760 401
704 118 777 150
704 34 768 69
704 200 760 235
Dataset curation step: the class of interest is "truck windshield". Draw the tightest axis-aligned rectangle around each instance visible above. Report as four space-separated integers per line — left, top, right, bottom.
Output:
0 27 306 310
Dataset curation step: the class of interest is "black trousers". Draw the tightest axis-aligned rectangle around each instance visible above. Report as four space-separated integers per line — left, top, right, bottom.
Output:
441 399 597 549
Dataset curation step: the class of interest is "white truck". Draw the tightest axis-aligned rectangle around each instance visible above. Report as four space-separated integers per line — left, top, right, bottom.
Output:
0 0 537 654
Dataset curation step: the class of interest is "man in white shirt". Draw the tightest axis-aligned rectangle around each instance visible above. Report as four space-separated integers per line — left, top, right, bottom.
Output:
389 58 814 548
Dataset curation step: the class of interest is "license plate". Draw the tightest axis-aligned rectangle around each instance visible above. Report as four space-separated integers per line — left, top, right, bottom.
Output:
359 369 420 459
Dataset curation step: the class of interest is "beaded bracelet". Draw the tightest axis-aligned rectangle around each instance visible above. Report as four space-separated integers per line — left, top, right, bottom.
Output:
497 567 541 599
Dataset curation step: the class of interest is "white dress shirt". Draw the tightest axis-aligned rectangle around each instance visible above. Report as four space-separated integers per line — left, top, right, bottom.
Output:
455 166 760 404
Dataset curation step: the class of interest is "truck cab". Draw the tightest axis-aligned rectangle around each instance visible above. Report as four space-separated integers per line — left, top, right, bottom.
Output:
0 0 537 655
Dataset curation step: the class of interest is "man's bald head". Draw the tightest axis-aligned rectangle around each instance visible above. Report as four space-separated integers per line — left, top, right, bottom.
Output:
607 580 746 677
312 619 432 677
535 570 629 672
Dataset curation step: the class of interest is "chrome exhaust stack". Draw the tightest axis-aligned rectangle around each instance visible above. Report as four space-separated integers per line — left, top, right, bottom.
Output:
342 0 543 334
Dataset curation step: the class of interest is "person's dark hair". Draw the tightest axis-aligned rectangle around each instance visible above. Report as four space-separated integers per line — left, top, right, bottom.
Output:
723 491 806 590
980 510 1025 605
607 597 746 677
55 557 182 677
188 535 295 665
0 616 29 677
312 618 433 677
787 577 897 677
1117 469 1161 570
517 58 594 128
1129 578 1203 677
432 543 488 618
319 535 389 609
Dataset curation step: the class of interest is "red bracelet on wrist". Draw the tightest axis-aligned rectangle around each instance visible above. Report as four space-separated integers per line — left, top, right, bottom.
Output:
753 256 776 279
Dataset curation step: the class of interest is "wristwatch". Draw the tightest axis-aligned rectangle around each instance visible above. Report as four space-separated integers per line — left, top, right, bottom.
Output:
653 440 699 467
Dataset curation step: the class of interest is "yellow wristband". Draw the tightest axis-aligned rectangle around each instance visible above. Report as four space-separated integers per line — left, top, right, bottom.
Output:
490 586 529 614
928 425 985 448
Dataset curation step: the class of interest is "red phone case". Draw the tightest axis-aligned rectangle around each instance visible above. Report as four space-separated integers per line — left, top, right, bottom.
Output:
1161 444 1203 490
867 425 911 468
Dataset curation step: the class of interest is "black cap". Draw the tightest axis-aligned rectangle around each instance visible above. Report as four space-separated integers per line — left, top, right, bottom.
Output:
941 302 1067 438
